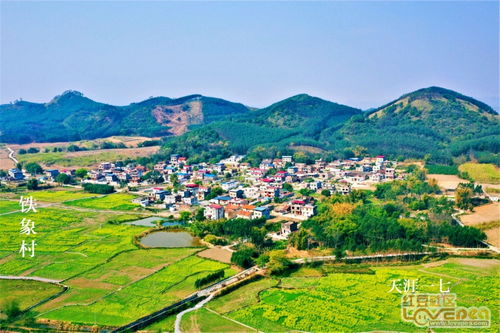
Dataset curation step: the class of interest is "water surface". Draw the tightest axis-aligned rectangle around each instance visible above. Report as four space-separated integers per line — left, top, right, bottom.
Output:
140 231 201 248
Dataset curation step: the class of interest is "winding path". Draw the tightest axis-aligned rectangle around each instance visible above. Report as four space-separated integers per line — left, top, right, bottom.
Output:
6 146 18 164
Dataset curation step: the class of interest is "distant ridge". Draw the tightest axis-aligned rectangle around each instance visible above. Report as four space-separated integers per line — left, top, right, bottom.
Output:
1 87 498 165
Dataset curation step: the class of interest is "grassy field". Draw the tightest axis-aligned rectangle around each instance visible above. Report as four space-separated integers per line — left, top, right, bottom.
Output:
459 162 500 184
0 280 63 312
201 259 499 333
64 193 140 211
23 189 98 203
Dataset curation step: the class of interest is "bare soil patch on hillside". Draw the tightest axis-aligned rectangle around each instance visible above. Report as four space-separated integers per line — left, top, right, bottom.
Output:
0 148 15 169
289 145 325 154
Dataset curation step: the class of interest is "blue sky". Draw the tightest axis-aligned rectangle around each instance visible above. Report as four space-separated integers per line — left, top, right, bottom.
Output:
1 1 498 110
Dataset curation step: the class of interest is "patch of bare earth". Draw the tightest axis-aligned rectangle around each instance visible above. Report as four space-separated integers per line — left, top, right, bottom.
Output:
451 258 500 270
69 278 115 290
461 203 500 226
427 174 463 191
152 101 203 136
484 228 500 248
289 145 325 154
0 148 14 169
197 247 232 264
7 136 160 150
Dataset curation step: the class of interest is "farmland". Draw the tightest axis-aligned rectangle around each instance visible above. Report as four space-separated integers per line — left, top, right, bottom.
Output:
0 200 20 213
23 189 98 203
0 280 63 312
64 193 140 211
459 162 500 184
16 146 159 168
191 259 500 333
0 201 237 328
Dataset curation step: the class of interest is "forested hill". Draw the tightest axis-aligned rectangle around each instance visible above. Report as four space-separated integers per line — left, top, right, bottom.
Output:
339 87 500 164
0 90 249 143
2 87 499 165
160 87 499 165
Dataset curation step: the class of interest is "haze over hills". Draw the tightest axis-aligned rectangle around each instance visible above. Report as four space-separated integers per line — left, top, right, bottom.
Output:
1 87 498 165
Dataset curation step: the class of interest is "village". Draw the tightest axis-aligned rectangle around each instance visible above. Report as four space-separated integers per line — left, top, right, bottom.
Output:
5 154 402 239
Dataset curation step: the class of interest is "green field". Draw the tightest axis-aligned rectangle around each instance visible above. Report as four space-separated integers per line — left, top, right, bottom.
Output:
202 259 499 333
0 280 63 312
17 151 131 167
459 162 500 184
64 193 140 211
181 307 255 333
0 200 20 213
42 256 234 326
23 189 98 203
0 200 239 328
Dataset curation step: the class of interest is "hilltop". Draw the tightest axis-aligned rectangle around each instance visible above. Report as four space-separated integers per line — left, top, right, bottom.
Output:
339 87 500 163
0 91 249 143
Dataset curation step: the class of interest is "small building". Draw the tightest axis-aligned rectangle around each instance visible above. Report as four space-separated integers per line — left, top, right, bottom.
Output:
335 181 351 195
253 206 271 219
229 189 244 199
205 204 224 220
8 168 24 180
45 169 60 180
280 221 298 236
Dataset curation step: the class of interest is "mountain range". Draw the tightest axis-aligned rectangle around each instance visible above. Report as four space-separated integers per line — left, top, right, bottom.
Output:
1 87 498 165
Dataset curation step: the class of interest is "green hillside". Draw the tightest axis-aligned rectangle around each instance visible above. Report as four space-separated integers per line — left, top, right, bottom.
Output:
0 91 249 143
161 87 499 165
339 87 500 164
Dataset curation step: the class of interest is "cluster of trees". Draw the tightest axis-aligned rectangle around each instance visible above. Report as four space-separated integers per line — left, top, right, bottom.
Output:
194 269 225 288
18 147 39 155
190 217 269 248
82 183 114 194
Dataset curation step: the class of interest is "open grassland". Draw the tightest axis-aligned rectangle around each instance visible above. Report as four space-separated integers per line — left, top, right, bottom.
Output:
23 189 99 203
64 193 140 211
0 280 63 311
459 162 500 184
16 146 159 168
202 259 499 333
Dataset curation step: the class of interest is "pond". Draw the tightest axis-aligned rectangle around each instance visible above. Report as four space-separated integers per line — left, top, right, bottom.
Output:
140 231 202 248
125 217 184 227
125 216 164 227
